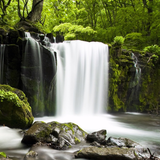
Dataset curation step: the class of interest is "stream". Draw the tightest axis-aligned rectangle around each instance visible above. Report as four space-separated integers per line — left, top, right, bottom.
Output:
0 112 160 159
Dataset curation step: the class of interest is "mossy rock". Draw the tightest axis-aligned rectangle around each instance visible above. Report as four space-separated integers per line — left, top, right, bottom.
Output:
0 84 34 129
15 20 43 33
22 121 87 149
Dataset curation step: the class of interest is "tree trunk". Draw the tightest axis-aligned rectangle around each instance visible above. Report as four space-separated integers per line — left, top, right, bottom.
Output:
27 0 44 22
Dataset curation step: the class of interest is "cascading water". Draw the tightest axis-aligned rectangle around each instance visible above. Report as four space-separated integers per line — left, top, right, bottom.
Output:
22 32 44 115
0 44 5 84
21 33 57 116
127 53 141 110
131 53 141 87
51 40 109 116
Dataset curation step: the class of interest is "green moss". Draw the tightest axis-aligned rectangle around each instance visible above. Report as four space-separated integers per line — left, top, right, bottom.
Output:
0 84 30 108
74 137 81 143
63 123 75 134
0 84 34 129
0 89 23 107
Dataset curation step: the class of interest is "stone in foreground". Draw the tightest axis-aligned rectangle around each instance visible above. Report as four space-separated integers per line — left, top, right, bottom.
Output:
74 146 149 160
0 85 34 129
22 121 87 149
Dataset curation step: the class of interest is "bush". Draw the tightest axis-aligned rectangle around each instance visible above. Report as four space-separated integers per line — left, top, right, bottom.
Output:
52 23 96 41
143 44 160 55
124 32 144 49
112 36 125 46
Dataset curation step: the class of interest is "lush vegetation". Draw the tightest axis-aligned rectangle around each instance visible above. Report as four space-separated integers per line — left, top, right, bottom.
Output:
0 0 160 47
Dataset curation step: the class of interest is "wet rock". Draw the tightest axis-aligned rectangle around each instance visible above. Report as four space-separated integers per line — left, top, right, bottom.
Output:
86 129 107 144
22 121 87 149
24 150 38 160
74 146 149 160
106 137 140 148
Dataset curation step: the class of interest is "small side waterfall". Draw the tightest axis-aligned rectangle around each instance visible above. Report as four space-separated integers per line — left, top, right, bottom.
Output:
130 53 141 88
127 53 141 110
51 40 109 116
0 44 5 84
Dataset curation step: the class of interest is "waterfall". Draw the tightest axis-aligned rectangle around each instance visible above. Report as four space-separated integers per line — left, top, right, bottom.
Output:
0 44 5 84
127 53 141 110
130 53 141 88
51 40 109 116
22 33 44 115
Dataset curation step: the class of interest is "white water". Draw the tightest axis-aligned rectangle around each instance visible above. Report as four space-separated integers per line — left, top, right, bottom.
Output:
51 40 109 116
0 44 5 84
130 53 141 87
22 33 44 113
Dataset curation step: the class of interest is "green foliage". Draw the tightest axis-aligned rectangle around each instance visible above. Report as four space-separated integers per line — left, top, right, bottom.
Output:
151 54 159 64
108 57 125 112
65 33 76 40
53 23 72 34
113 36 125 46
143 45 160 55
124 32 144 50
0 152 6 158
0 0 160 46
53 23 96 41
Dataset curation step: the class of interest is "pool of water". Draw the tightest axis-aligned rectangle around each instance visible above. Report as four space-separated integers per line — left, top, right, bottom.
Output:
0 113 160 159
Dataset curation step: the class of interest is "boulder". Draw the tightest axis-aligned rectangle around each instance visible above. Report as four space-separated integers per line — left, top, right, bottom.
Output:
74 146 149 160
22 121 87 150
86 129 107 144
0 84 34 129
106 137 140 148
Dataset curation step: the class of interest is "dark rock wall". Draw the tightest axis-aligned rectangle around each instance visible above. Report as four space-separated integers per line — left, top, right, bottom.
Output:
0 29 57 116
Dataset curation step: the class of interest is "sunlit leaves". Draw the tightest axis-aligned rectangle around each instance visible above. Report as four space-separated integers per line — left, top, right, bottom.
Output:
52 23 96 41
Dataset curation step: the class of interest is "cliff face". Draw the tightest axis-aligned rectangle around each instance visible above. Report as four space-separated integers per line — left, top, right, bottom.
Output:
109 46 160 114
0 28 57 116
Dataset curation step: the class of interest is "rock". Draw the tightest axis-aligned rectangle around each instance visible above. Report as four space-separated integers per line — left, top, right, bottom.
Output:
0 84 34 129
0 27 7 44
74 146 149 160
0 158 12 160
16 21 41 33
24 150 38 160
86 129 107 144
22 121 87 149
8 29 20 44
46 33 55 43
106 137 140 148
3 44 21 87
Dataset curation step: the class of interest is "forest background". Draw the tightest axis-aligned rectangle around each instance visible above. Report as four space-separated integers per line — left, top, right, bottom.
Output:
1 0 160 48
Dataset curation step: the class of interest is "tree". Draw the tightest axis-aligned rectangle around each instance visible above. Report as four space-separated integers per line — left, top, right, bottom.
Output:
27 0 44 22
17 0 44 22
0 0 12 24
